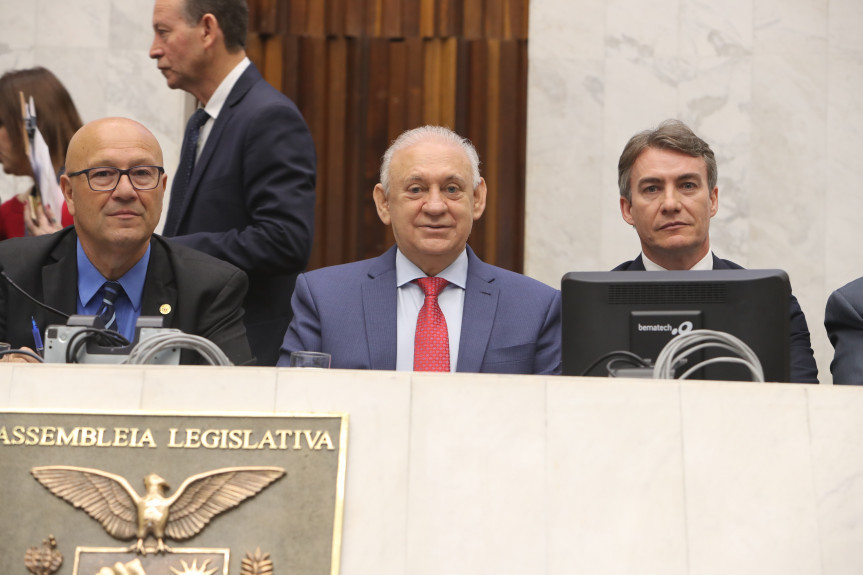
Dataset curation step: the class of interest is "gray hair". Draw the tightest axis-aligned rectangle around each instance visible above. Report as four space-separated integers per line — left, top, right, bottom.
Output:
379 125 482 194
617 119 718 202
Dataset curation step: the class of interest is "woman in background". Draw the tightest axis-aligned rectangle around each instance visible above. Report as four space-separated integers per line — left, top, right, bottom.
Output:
0 66 81 238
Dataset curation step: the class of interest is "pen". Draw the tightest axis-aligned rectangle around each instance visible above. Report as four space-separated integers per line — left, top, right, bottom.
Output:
31 316 44 356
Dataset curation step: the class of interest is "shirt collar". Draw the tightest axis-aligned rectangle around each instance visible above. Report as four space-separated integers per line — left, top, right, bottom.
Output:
395 248 468 289
642 250 714 271
203 57 251 121
76 239 151 311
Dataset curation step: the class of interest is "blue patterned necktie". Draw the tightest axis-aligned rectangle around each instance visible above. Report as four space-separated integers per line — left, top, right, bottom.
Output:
96 281 123 331
163 107 210 236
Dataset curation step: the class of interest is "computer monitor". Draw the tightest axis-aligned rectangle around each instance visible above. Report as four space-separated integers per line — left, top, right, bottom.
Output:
561 270 791 382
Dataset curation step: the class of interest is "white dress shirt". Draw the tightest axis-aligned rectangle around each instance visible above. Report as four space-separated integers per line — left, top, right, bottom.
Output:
195 57 252 160
642 250 714 271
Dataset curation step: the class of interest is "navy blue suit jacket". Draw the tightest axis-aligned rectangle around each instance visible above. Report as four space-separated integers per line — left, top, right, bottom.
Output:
825 276 863 385
613 254 818 383
278 246 562 374
165 63 316 366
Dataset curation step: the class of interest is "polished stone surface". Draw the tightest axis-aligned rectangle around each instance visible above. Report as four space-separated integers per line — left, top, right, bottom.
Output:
3 365 861 574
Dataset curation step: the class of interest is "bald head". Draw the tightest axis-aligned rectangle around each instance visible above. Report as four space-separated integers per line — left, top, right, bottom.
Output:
65 117 163 174
61 117 167 280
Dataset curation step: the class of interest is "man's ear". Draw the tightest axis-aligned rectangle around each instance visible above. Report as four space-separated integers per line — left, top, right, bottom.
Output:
620 196 635 226
200 13 219 49
472 178 487 221
60 174 75 216
373 183 391 225
709 186 719 217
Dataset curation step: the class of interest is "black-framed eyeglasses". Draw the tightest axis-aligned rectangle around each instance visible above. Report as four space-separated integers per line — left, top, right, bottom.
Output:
68 165 165 192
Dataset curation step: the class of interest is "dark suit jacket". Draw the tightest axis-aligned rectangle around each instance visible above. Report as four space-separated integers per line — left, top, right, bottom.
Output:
0 228 252 365
164 63 316 366
613 254 818 383
825 276 863 385
278 246 562 374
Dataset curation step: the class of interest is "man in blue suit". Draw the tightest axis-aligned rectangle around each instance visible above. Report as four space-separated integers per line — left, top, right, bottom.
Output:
150 0 316 365
613 119 818 383
278 126 561 374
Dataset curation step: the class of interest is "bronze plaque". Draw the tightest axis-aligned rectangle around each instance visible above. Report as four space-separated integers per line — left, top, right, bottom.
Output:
0 411 347 575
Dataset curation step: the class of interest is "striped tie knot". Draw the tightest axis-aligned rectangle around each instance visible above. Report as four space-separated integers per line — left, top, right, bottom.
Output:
96 281 124 331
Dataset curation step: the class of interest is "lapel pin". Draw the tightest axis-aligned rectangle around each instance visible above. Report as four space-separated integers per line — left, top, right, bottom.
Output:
159 304 171 315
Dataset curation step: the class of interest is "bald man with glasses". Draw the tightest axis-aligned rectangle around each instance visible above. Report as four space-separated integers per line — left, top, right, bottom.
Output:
0 117 253 364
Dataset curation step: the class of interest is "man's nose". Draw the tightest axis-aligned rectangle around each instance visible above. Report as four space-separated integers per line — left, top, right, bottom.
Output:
423 187 447 213
660 187 681 210
149 39 162 59
112 173 138 199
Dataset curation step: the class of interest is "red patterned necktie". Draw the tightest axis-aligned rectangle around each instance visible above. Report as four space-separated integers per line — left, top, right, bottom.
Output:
414 277 450 372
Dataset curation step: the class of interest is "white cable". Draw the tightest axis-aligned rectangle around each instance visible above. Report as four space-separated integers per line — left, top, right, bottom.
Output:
677 357 762 381
124 332 232 366
652 329 764 382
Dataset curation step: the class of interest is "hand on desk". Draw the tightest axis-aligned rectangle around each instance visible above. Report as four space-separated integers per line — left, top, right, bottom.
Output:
0 346 41 363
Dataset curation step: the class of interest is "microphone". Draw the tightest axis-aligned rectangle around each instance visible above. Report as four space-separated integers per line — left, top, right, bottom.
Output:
0 269 70 320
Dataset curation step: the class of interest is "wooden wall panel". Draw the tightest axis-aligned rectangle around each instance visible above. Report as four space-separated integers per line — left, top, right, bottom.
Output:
324 38 348 264
248 0 529 272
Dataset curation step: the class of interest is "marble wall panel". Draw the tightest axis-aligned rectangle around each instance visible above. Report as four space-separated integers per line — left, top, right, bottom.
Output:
680 382 821 575
807 385 863 574
0 365 14 404
38 0 111 49
141 366 278 412
7 363 145 409
526 57 605 276
4 368 863 572
829 0 863 55
529 0 606 61
546 378 687 575
405 374 548 575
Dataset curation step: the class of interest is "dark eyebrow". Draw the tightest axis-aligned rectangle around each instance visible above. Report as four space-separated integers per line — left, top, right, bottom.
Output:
637 173 703 188
637 176 662 187
675 172 702 182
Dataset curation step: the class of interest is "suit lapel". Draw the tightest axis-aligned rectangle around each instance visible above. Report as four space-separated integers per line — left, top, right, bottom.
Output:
140 237 178 328
712 254 729 269
456 247 499 372
362 247 398 370
177 64 260 226
41 230 80 317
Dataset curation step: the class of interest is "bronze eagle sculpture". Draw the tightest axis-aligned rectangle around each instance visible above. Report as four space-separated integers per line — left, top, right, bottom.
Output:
31 465 286 554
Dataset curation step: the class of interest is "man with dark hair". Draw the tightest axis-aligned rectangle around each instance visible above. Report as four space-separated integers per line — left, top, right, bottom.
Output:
278 126 560 374
0 117 252 365
614 119 818 383
150 0 316 365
